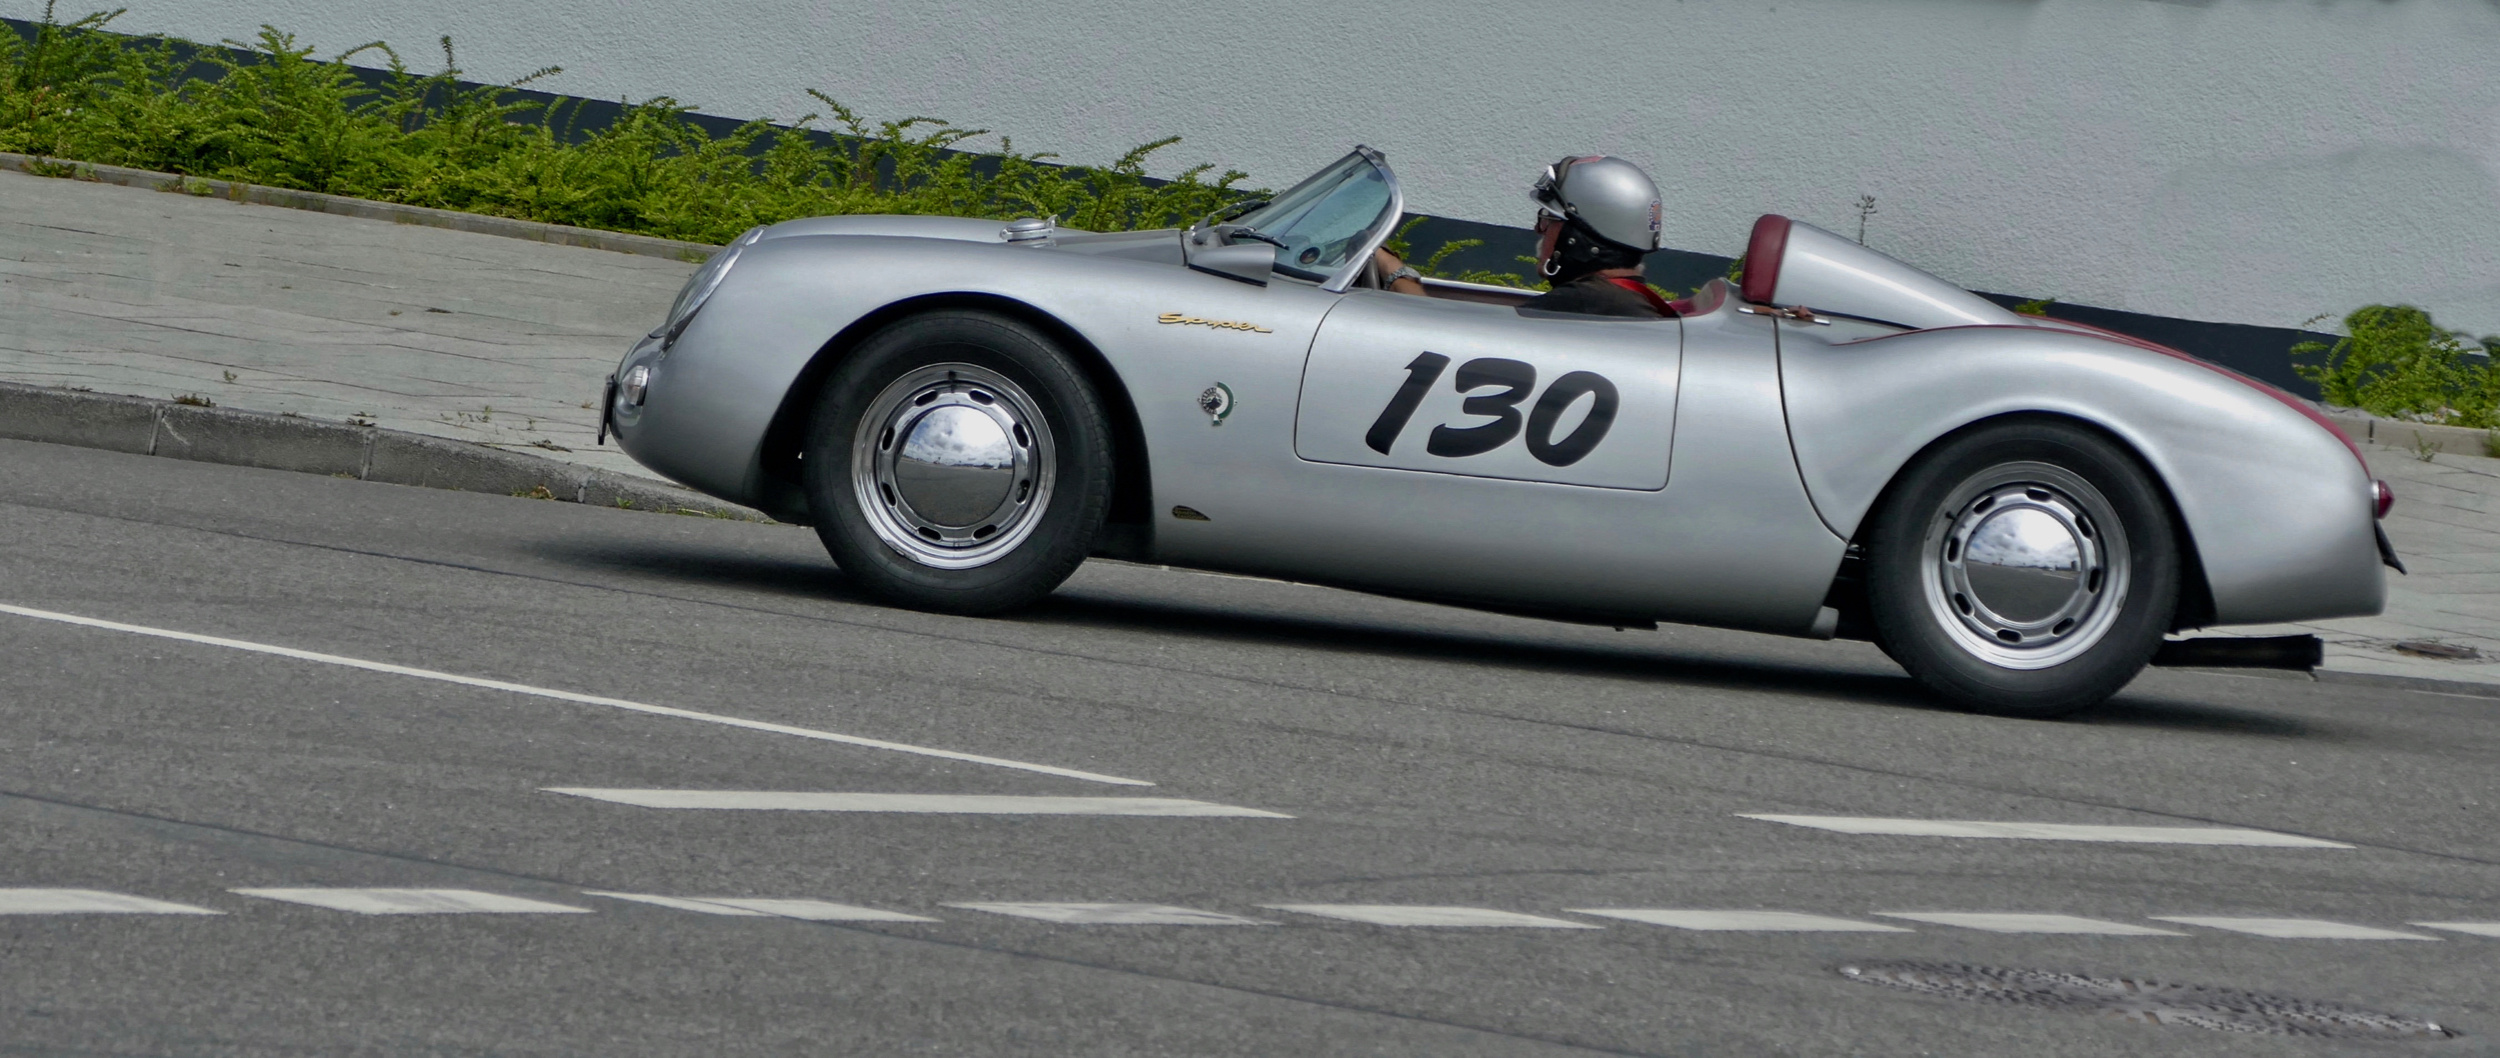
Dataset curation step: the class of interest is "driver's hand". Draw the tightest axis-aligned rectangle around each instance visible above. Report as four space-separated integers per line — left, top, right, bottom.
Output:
1372 247 1405 273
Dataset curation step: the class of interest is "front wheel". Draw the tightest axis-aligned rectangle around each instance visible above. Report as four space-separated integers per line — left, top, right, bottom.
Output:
801 311 1114 615
1863 419 2178 718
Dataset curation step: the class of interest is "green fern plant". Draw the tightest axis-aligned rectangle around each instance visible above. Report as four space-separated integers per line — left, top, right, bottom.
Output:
0 6 1256 244
2293 305 2500 428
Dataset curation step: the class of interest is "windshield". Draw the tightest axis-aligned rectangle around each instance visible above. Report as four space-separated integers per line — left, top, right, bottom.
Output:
1229 152 1397 283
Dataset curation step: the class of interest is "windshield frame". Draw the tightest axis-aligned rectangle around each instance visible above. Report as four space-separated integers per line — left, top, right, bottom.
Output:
1225 146 1403 294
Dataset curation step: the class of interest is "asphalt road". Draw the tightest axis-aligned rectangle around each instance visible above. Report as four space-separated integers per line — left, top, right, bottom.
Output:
2 436 2495 1057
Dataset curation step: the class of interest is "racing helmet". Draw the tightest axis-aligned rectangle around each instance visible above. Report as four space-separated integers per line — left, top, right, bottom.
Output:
1529 155 1663 254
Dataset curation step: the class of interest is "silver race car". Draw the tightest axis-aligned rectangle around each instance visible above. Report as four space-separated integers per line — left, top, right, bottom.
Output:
604 147 2395 717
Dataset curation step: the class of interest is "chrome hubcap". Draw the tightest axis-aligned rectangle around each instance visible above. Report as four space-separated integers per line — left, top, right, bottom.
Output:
852 363 1054 569
1920 462 2128 669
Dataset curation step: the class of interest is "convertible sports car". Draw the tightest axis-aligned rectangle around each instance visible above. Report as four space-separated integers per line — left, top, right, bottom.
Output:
604 147 2396 717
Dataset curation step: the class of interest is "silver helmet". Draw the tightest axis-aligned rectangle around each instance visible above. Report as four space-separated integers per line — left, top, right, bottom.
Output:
1529 155 1663 253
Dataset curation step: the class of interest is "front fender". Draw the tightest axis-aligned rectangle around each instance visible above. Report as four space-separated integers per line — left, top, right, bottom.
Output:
1780 325 2384 626
611 233 1337 519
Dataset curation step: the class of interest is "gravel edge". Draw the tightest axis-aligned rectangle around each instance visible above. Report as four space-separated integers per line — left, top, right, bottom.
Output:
0 381 771 522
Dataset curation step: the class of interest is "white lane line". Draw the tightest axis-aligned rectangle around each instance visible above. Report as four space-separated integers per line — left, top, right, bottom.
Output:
2412 921 2500 938
1261 905 1599 928
233 888 592 915
585 892 935 921
0 601 1150 787
1739 814 2351 848
1570 909 1911 932
0 888 223 915
1877 913 2185 936
950 903 1272 925
2152 916 2439 940
543 789 1289 817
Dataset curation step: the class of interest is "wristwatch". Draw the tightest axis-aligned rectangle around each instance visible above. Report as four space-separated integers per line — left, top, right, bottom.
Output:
1386 265 1422 285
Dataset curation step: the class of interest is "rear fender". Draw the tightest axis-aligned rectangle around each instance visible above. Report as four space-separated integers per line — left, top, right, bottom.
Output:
1781 325 2382 625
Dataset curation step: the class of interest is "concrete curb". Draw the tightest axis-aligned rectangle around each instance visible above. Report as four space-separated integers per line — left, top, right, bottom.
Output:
0 381 770 522
2319 408 2496 461
0 153 723 263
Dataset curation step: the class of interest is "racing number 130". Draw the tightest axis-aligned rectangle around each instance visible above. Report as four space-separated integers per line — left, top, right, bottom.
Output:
1363 352 1619 467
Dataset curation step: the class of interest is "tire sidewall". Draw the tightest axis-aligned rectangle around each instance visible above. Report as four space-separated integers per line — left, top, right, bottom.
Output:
1866 419 2179 717
802 311 1112 614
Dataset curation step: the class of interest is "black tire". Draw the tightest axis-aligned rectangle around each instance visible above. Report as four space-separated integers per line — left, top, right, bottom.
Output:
1863 418 2178 718
801 310 1114 615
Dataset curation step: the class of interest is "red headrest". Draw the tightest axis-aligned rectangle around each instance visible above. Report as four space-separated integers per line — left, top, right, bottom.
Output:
1740 214 1790 306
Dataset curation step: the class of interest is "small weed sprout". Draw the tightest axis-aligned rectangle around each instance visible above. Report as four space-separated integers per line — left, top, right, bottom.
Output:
2485 430 2500 460
514 483 556 500
2413 434 2443 462
1853 194 1878 246
220 368 236 382
2012 297 2056 316
171 392 213 406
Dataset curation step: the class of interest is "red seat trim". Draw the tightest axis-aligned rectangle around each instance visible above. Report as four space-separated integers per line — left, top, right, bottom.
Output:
1741 214 1790 306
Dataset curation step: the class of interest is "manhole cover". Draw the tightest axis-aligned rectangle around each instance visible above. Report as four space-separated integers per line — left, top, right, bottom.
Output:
1839 962 2455 1039
2393 640 2480 661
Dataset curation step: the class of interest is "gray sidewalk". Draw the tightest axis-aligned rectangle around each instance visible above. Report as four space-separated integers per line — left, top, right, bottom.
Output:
0 168 691 479
5 167 2496 691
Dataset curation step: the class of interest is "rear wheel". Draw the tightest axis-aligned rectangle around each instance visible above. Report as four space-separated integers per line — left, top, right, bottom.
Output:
1864 419 2178 718
801 311 1113 615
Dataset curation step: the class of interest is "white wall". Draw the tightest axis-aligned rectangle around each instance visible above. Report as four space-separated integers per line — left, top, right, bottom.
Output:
44 0 2500 333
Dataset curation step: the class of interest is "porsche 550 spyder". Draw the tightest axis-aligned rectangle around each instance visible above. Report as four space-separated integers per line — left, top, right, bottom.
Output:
603 146 2396 717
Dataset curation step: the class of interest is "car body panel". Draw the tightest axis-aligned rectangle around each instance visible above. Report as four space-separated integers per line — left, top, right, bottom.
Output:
1152 291 1840 633
1293 292 1681 490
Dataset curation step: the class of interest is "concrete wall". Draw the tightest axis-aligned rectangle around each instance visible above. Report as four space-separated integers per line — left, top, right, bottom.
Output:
41 0 2500 333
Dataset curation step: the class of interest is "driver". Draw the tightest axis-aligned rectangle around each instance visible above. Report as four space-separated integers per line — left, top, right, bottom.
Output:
1373 154 1673 318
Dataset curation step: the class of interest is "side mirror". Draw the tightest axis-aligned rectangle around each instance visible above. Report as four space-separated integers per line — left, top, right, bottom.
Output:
1184 238 1272 287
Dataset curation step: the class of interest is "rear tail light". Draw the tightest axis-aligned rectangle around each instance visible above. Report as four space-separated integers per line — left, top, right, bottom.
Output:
2372 479 2394 519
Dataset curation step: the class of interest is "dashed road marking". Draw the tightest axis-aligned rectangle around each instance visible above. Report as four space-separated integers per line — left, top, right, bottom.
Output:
0 601 1151 787
0 888 222 915
1877 913 2185 936
1569 909 1911 932
2412 921 2500 938
1739 815 2351 847
233 888 592 915
543 789 1289 817
1262 905 1599 928
585 892 935 921
950 903 1272 925
2152 916 2440 940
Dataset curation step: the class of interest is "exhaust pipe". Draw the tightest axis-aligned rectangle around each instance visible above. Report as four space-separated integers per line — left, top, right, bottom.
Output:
2151 634 2322 672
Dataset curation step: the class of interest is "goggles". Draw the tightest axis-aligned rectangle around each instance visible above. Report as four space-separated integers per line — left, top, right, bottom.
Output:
1528 160 1571 221
1530 155 1604 222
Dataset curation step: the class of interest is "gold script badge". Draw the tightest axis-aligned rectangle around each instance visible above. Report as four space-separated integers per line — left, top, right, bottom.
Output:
1159 312 1272 334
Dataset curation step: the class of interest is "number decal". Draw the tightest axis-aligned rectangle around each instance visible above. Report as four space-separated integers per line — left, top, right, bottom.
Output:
1365 352 1449 454
1426 358 1537 458
1363 353 1625 464
1524 371 1619 467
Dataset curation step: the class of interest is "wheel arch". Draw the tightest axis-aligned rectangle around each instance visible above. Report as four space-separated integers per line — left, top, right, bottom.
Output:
755 292 1154 555
1823 410 2216 638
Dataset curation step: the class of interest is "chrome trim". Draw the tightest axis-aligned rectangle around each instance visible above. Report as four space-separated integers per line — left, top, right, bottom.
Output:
852 363 1057 569
1920 462 2129 670
1001 216 1056 244
1320 145 1403 294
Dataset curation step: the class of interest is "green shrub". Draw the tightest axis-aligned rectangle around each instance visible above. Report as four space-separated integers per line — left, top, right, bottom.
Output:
2293 304 2500 428
0 4 1255 243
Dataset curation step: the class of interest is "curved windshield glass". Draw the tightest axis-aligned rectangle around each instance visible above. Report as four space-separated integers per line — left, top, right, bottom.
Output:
1228 152 1396 283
